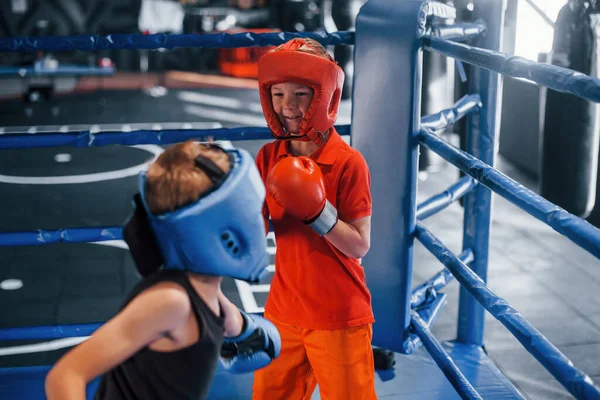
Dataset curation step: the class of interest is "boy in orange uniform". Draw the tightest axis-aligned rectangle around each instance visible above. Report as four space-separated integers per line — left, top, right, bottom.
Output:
253 38 377 399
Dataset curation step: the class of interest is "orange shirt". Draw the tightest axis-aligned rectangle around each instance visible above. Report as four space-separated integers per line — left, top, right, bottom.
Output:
255 129 374 330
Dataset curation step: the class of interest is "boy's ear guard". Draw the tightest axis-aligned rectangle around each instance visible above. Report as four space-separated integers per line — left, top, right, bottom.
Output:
123 193 164 278
258 40 344 145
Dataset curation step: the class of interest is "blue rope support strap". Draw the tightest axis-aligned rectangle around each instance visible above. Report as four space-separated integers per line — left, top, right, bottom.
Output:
423 36 600 104
410 311 483 400
419 129 600 260
406 250 475 354
414 221 600 400
0 31 354 53
410 248 474 310
403 294 448 355
411 268 454 310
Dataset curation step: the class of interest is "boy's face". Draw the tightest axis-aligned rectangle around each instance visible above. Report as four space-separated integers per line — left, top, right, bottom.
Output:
270 82 314 135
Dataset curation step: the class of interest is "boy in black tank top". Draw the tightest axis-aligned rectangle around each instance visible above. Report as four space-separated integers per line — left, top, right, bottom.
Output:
45 141 280 400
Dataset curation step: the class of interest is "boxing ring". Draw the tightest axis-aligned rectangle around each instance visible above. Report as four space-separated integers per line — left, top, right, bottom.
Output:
1 0 600 398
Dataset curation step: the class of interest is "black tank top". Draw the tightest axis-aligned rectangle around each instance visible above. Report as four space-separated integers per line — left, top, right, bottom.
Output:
94 270 225 400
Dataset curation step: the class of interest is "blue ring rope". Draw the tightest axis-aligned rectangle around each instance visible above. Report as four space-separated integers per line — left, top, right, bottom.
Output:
410 311 483 400
416 176 478 220
424 36 600 104
430 22 486 41
0 126 351 149
415 222 600 400
419 129 600 260
0 96 478 151
0 31 354 53
0 323 102 340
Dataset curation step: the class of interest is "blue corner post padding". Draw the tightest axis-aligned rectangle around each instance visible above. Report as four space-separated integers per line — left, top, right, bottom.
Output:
352 0 429 353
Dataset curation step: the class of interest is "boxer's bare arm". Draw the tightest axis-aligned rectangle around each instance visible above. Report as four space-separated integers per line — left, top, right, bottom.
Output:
45 283 191 400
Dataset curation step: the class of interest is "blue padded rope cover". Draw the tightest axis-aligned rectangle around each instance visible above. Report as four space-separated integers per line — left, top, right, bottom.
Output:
0 227 121 246
430 22 487 41
0 323 101 340
411 311 483 400
404 294 448 354
411 249 473 309
419 129 600 260
0 64 114 77
0 31 353 53
0 126 351 150
0 94 473 151
420 94 481 132
416 176 478 220
0 92 476 150
424 36 600 104
415 221 600 400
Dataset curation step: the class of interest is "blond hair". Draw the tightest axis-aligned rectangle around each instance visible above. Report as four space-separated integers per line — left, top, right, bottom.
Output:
145 141 230 215
273 38 335 62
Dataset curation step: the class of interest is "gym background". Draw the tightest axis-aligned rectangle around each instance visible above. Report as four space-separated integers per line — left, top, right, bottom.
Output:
0 0 361 98
1 2 600 399
2 0 598 226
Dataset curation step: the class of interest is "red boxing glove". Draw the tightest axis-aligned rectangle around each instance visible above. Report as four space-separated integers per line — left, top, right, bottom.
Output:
266 156 338 235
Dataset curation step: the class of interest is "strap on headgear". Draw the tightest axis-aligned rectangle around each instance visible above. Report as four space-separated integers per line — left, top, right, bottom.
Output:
124 146 269 282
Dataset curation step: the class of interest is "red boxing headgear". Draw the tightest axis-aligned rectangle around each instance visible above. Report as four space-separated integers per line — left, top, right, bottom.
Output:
258 39 344 144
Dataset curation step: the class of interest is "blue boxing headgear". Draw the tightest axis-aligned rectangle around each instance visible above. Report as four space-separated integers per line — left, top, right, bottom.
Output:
127 146 269 283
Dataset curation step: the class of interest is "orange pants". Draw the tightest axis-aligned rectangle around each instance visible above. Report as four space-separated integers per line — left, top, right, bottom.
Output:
252 312 377 400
